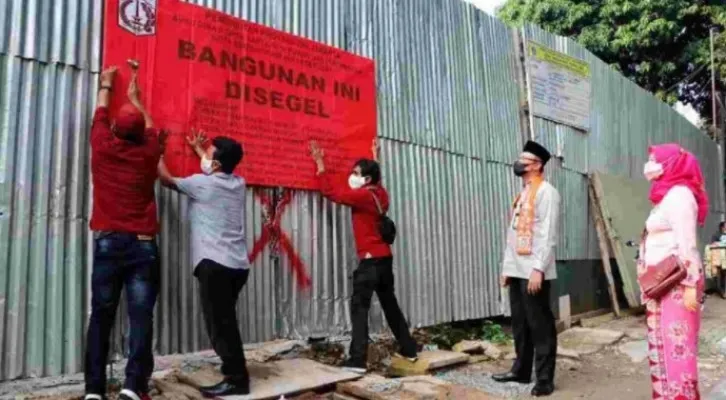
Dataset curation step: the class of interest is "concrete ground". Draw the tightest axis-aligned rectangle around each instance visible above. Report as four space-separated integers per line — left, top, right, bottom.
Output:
508 294 726 399
3 296 726 399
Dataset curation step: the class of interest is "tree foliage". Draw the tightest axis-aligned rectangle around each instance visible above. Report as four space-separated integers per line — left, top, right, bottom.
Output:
497 0 726 124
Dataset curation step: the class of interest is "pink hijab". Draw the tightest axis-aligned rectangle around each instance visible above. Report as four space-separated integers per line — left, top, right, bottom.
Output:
648 143 709 226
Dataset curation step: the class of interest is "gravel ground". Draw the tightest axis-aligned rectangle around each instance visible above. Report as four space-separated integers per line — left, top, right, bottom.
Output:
436 369 533 398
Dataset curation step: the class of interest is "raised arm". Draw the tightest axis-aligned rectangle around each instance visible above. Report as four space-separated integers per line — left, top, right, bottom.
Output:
309 141 379 212
90 67 119 147
157 157 178 189
96 66 117 109
127 71 154 129
157 129 208 192
187 129 208 159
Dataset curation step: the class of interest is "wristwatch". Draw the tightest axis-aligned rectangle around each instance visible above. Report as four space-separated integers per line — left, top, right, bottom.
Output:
99 85 112 92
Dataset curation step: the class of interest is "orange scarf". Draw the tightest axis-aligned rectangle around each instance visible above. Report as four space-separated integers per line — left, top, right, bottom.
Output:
511 176 543 255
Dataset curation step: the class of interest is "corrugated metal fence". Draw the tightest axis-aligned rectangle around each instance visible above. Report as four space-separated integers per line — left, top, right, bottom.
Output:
0 0 723 380
523 25 726 253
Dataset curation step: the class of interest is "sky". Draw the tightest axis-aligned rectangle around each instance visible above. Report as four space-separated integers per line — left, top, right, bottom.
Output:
463 0 505 15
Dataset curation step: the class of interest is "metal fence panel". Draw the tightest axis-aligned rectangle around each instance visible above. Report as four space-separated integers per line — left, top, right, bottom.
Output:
0 0 102 71
0 55 95 379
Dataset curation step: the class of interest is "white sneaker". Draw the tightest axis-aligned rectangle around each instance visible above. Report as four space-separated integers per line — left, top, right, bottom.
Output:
118 389 142 400
84 395 103 400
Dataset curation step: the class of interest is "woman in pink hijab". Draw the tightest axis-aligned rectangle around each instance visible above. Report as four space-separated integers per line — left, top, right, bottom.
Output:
640 143 708 400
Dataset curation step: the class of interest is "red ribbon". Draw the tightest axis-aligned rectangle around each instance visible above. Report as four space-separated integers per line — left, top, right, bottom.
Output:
248 189 312 289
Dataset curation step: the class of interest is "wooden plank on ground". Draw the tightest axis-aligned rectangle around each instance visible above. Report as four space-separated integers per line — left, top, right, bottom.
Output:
588 179 621 317
218 358 361 400
178 367 224 389
337 374 501 400
389 351 469 376
152 376 204 400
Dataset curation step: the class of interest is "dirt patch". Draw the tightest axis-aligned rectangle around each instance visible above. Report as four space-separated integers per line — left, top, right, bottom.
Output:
248 363 281 380
298 341 347 367
533 350 650 400
532 346 718 399
366 338 398 373
296 338 399 375
445 338 722 400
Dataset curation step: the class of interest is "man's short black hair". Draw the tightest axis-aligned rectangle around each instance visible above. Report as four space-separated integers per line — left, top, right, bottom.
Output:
354 159 381 185
212 136 243 174
720 221 725 230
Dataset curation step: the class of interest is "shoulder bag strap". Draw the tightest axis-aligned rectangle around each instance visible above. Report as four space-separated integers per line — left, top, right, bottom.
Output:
366 187 385 216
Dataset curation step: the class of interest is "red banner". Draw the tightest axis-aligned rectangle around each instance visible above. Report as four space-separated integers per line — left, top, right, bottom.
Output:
103 0 376 189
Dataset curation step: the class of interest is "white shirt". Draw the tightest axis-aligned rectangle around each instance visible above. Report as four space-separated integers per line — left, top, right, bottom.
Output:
174 173 249 270
502 180 560 280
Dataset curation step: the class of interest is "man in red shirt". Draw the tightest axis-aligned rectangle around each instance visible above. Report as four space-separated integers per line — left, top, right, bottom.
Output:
310 141 418 373
84 66 162 400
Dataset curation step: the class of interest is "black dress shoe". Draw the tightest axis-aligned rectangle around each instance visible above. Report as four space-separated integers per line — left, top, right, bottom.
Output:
491 371 531 384
531 382 555 397
200 380 250 398
340 359 367 374
198 382 218 391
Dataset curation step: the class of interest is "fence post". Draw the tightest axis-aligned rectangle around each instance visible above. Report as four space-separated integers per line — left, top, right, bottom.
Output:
512 27 532 143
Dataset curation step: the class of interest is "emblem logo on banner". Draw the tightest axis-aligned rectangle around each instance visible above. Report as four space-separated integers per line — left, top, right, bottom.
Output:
118 0 157 36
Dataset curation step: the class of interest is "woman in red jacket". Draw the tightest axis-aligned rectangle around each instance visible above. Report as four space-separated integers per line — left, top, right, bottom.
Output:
310 141 418 373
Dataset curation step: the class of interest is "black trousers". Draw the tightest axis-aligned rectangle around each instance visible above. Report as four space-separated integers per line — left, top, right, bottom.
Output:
509 277 557 384
349 257 417 364
717 269 726 298
195 259 250 382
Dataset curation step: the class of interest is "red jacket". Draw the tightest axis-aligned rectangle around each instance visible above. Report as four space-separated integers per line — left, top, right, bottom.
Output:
90 107 160 235
318 171 392 260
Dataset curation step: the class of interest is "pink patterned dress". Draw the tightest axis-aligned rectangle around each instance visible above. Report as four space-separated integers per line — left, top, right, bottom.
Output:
639 185 704 400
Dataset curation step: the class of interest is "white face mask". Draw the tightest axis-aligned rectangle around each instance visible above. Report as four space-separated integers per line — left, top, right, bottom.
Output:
348 174 367 189
200 156 215 175
643 161 663 181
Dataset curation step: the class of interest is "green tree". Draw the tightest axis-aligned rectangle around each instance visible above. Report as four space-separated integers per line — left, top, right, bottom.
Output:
497 0 726 125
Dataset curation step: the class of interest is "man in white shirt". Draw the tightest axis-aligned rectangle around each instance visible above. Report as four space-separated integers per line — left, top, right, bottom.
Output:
493 140 560 397
157 131 250 398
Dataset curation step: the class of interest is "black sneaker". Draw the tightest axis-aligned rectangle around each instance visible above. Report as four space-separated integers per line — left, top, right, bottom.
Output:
341 359 367 374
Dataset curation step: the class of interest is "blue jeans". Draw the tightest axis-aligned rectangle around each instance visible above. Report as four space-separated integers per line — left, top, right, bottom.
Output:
85 233 159 394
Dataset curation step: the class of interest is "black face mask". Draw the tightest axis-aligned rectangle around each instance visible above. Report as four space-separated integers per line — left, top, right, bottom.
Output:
513 161 528 177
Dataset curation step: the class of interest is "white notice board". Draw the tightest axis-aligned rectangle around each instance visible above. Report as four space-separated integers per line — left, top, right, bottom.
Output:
527 41 591 131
